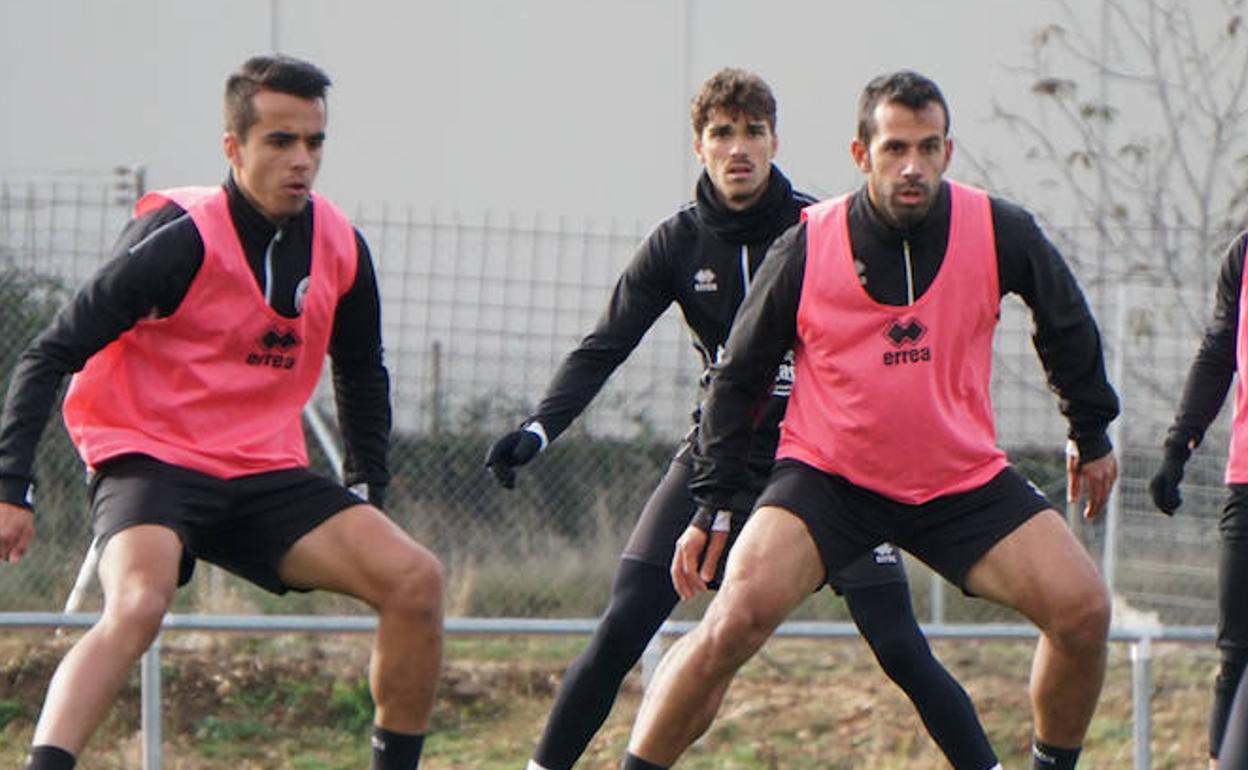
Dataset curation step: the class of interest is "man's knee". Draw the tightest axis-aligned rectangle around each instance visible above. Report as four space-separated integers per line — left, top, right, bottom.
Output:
102 584 173 647
1043 580 1111 651
379 546 444 622
697 599 781 673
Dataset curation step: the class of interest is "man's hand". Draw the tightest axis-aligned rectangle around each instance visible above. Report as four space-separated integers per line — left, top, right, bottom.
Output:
484 428 543 489
670 508 732 600
0 503 34 564
1066 445 1118 520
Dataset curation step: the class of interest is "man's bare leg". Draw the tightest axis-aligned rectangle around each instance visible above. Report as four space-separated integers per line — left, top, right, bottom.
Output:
279 505 444 734
32 525 181 755
964 509 1110 750
626 506 824 765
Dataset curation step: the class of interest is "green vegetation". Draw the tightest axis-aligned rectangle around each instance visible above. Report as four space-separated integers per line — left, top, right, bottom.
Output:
328 677 374 734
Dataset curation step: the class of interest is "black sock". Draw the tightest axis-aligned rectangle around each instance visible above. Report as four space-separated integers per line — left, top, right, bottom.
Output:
369 726 425 770
620 752 667 770
1032 738 1081 769
23 746 76 770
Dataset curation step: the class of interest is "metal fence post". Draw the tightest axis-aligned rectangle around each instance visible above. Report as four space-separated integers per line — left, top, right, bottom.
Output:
929 572 945 625
1131 635 1152 770
142 635 162 770
1102 281 1129 595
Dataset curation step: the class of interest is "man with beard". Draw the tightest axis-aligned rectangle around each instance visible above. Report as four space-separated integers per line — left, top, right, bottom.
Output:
620 70 1119 770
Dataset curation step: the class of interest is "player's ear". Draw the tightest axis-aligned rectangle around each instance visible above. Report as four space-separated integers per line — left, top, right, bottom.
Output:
850 137 870 173
223 131 241 166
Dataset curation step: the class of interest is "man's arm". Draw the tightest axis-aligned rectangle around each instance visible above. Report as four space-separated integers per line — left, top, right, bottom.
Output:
329 231 392 506
1165 233 1245 450
1149 234 1245 514
994 200 1120 517
528 230 678 441
993 200 1120 461
486 227 678 487
0 204 198 509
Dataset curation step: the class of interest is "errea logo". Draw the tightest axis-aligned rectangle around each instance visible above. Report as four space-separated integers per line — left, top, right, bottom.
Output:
881 317 932 366
693 268 718 292
884 318 926 346
872 544 900 564
246 325 300 369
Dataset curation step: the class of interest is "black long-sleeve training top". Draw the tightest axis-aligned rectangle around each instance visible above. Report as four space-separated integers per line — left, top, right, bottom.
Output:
524 166 815 488
0 175 391 509
1161 231 1248 457
691 180 1121 510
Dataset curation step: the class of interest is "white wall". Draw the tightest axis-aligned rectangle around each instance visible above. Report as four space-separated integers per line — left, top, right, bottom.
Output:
2 1 1092 225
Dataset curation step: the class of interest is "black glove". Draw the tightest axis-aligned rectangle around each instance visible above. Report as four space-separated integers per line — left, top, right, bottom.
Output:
1149 441 1191 516
484 428 543 489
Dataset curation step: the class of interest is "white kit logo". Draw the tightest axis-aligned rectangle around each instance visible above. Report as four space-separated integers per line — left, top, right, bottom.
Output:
693 268 718 292
873 544 900 564
294 276 310 315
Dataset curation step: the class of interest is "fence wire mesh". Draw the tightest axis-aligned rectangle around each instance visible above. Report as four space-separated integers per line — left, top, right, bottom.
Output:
0 175 1233 627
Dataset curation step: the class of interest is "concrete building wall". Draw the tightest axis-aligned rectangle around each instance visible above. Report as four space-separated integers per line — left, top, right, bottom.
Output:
2 1 1075 224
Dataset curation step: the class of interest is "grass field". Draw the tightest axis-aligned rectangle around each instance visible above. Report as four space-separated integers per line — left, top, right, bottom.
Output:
0 630 1217 769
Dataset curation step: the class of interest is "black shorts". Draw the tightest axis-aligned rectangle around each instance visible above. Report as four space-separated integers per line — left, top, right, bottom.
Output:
756 459 1054 593
621 448 908 591
90 454 365 594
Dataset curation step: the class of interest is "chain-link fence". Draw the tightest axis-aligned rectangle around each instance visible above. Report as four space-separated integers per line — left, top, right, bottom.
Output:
0 175 1235 627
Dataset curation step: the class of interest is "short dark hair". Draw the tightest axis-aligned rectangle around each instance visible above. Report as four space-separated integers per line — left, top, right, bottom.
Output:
856 70 950 144
224 54 332 139
690 68 777 136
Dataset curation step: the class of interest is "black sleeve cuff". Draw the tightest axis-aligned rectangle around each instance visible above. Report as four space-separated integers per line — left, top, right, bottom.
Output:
0 477 34 511
1073 433 1113 463
368 484 386 510
690 506 715 532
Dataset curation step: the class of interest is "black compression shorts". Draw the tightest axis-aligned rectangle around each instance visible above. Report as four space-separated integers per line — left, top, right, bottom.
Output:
755 459 1054 593
621 449 907 591
90 453 365 594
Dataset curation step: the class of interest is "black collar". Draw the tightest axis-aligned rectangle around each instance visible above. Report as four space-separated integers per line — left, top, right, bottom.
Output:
224 173 314 251
695 164 797 245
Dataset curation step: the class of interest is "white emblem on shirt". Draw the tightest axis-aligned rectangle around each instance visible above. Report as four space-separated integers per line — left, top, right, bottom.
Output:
294 277 310 315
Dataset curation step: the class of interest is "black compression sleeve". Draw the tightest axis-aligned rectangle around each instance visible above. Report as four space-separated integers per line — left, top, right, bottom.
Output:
534 559 678 770
845 582 997 769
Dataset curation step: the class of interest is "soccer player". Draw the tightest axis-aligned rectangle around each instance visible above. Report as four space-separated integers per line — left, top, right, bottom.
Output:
1149 227 1248 767
0 55 442 770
